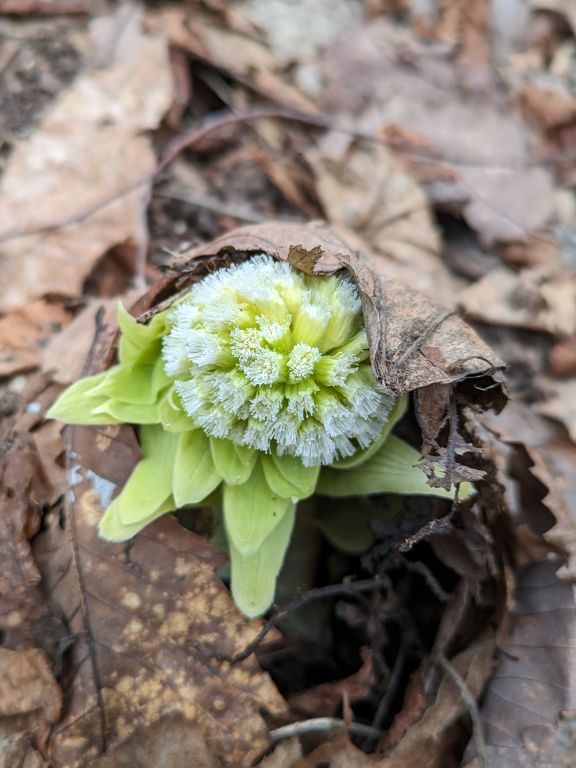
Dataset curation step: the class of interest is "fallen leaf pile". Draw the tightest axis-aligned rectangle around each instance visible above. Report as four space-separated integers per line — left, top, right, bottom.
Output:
1 1 576 766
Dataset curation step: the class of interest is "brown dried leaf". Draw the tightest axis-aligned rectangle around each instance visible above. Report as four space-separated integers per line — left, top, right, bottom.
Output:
467 559 576 766
176 220 504 395
0 7 173 311
0 431 54 647
255 738 302 768
377 637 495 767
521 77 576 132
33 423 285 767
308 139 455 304
482 402 576 581
42 296 140 386
459 267 576 335
459 167 555 246
293 733 375 768
531 0 576 35
88 715 219 768
0 647 62 760
288 649 374 719
312 18 554 245
536 377 576 444
0 301 71 378
149 5 315 112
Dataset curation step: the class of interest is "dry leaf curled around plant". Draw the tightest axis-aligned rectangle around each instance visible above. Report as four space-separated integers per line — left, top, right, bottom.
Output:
174 220 504 397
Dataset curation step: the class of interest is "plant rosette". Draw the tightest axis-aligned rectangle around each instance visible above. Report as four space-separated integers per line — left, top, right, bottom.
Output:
48 226 502 618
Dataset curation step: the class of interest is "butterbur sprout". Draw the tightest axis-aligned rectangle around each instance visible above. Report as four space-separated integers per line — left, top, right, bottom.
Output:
48 254 470 617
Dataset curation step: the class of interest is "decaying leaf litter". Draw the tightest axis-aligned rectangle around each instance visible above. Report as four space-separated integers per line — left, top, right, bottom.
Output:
1 1 576 766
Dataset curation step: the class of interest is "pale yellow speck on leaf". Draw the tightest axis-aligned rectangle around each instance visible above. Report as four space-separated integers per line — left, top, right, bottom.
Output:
79 489 102 528
121 591 142 610
122 619 144 639
161 611 189 637
174 557 194 577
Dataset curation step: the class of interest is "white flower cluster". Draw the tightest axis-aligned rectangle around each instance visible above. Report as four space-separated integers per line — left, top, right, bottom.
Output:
162 254 394 466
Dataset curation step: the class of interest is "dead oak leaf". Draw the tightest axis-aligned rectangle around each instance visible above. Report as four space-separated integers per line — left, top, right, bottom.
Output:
536 377 576 445
0 301 71 378
176 220 504 394
0 647 62 764
467 559 576 765
308 139 456 305
312 18 555 246
378 636 495 767
0 431 57 650
481 402 576 583
33 424 285 768
0 8 173 311
458 266 576 335
148 5 315 112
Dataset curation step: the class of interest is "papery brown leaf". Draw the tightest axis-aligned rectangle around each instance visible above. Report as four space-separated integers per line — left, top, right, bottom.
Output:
148 5 315 113
88 715 219 768
308 138 455 304
532 0 576 35
0 6 173 311
465 559 576 766
536 377 576 444
288 649 374 719
311 18 554 245
0 430 59 650
42 296 140 386
0 301 71 377
293 733 375 768
175 220 504 395
33 423 285 768
255 738 302 768
377 637 495 767
459 266 576 336
521 77 576 132
0 647 62 764
549 336 576 378
0 0 91 13
481 402 576 581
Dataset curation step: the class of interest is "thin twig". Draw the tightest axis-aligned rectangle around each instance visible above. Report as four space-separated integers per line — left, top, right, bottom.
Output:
438 653 486 768
231 576 388 663
364 630 409 750
270 717 382 744
403 560 451 602
155 190 276 224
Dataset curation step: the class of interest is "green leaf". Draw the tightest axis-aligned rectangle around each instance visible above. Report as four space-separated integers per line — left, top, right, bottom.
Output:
330 393 408 469
229 502 296 618
46 371 122 425
89 356 170 406
114 425 179 525
99 495 175 542
173 430 222 507
91 399 161 425
315 501 381 554
261 453 319 499
223 460 293 556
210 438 256 485
159 388 197 432
317 435 474 499
117 303 169 367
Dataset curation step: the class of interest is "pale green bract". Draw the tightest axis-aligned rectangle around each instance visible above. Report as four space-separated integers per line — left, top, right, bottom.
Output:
47 254 471 618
